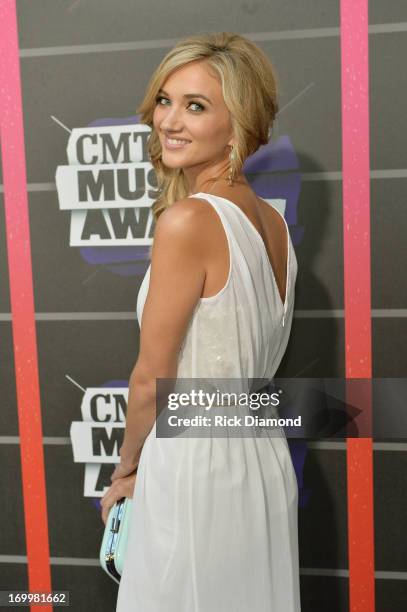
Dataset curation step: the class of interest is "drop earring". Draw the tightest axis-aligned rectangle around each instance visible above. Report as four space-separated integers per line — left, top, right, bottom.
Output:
228 145 236 186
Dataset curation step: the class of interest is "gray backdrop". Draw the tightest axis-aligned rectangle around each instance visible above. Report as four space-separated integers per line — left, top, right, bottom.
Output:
0 1 406 610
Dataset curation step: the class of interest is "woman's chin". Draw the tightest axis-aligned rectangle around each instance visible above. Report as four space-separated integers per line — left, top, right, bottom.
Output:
161 155 188 169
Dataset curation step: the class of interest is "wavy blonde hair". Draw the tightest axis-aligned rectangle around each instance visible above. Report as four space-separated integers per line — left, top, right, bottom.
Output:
137 31 279 221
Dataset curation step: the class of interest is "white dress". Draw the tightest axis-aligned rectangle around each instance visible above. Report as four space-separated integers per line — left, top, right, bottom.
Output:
116 192 301 611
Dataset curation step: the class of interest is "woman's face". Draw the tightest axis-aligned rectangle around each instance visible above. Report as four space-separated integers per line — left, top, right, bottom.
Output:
152 60 234 171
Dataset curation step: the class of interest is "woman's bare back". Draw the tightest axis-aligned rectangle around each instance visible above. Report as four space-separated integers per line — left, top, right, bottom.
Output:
195 186 288 304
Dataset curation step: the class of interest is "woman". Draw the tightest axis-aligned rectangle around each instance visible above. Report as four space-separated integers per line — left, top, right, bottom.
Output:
101 31 301 611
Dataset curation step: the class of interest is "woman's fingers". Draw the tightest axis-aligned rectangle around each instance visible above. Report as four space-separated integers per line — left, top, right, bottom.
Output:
101 501 112 526
100 472 137 525
100 486 123 525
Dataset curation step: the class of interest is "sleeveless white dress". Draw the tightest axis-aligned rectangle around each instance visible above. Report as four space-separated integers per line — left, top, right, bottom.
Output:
116 192 301 611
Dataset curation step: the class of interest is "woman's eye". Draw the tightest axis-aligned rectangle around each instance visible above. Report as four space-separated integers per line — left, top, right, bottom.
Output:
155 96 204 112
189 102 204 112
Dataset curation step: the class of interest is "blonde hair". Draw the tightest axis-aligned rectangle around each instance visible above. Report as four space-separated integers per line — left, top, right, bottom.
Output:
137 32 279 220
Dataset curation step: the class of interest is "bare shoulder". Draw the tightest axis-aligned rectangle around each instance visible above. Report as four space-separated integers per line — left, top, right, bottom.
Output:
152 197 216 263
155 197 215 240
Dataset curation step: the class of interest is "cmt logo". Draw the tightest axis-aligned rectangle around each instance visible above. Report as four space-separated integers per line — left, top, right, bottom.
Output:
70 382 128 500
55 116 154 278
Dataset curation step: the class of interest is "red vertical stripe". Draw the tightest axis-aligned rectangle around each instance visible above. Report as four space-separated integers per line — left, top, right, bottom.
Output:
0 2 52 609
340 1 375 611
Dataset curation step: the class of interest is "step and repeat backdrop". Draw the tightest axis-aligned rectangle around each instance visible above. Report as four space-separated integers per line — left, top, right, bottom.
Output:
0 1 406 611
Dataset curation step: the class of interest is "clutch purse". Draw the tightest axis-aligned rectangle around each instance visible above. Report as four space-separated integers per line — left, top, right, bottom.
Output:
99 496 133 583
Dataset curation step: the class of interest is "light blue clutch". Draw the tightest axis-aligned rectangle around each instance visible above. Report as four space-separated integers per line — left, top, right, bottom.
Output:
99 497 133 583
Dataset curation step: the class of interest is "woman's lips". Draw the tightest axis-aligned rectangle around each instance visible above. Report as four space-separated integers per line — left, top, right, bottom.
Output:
163 136 191 150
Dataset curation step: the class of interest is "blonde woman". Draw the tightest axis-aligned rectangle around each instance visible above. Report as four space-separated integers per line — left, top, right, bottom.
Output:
101 31 301 611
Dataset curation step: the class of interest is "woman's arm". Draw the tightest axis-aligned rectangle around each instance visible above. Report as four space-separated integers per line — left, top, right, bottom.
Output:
111 198 209 481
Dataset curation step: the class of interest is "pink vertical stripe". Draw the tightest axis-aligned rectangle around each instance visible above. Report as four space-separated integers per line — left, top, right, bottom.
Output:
340 1 375 611
0 1 52 609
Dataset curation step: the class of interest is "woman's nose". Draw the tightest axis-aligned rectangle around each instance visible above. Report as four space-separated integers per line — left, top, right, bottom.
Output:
160 106 184 131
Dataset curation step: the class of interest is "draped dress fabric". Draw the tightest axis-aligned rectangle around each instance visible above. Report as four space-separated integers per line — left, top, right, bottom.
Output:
116 192 301 611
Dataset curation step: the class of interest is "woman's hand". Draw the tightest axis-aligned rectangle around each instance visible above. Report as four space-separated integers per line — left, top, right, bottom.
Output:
100 470 137 526
110 460 138 482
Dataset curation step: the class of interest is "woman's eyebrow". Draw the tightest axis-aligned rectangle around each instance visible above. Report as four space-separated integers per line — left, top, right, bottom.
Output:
158 88 212 105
